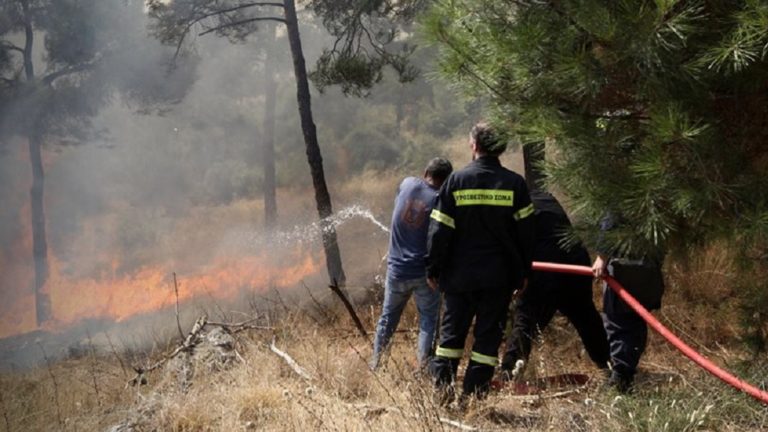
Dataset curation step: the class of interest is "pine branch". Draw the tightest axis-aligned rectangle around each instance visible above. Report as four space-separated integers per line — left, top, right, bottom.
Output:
199 16 286 36
430 21 506 99
557 107 650 121
42 61 96 85
0 42 25 55
547 0 611 45
166 2 284 59
189 1 284 26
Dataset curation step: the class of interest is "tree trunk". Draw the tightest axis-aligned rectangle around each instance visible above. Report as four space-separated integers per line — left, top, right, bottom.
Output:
395 86 404 133
262 27 278 229
22 0 51 324
283 0 346 286
21 0 34 81
29 133 51 325
523 141 545 192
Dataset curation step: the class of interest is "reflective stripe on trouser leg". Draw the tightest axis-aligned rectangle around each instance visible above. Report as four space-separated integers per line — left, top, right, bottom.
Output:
470 351 498 366
464 287 514 397
430 346 464 388
436 346 463 359
432 291 476 390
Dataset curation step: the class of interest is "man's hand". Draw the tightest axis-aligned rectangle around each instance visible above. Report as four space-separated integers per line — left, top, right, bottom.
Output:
512 278 528 299
427 277 439 291
592 255 607 278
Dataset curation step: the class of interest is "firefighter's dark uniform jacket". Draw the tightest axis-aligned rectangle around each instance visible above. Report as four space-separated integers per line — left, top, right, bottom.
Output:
426 156 535 397
426 156 535 292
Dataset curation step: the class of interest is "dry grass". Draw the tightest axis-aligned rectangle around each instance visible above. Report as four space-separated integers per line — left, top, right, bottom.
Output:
3 194 768 431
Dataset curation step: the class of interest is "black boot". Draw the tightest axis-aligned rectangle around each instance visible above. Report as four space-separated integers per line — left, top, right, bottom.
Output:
606 370 634 393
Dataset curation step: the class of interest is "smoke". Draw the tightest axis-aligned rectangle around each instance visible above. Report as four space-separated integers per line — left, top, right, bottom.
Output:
0 0 474 368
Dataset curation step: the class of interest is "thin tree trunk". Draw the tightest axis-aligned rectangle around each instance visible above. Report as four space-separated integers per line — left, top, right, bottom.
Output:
395 86 404 133
283 0 346 286
262 27 278 229
21 0 34 81
29 132 51 325
523 141 545 192
22 0 51 324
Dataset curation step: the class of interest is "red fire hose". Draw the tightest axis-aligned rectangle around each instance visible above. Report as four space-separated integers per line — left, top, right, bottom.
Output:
532 261 768 405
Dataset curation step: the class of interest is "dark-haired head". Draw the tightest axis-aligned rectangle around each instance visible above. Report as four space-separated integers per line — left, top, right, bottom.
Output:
424 157 453 188
470 122 507 156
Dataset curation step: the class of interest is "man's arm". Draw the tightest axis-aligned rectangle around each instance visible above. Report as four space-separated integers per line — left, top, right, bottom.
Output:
513 181 536 278
426 176 456 288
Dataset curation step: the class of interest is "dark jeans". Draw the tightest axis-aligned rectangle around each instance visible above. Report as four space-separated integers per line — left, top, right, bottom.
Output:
502 271 610 370
430 287 513 398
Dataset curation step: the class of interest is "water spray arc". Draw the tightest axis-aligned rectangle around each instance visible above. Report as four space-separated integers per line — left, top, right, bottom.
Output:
533 261 768 405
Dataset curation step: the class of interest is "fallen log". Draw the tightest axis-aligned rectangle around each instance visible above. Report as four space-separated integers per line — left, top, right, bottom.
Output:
128 315 208 386
127 315 274 386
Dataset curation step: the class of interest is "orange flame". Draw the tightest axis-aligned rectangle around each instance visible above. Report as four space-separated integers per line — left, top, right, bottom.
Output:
0 250 320 339
49 251 319 326
0 141 323 340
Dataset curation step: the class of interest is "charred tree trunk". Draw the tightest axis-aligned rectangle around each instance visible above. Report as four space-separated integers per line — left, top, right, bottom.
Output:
262 28 278 229
28 132 51 325
283 0 346 286
523 141 545 192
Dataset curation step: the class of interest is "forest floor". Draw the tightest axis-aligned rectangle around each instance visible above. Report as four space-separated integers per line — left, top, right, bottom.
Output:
1 263 767 432
2 157 768 431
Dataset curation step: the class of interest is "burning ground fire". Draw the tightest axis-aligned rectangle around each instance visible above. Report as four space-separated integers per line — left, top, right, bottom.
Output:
1 245 321 340
0 142 324 340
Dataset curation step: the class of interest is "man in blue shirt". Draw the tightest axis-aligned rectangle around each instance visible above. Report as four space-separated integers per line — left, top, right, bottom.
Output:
370 157 453 370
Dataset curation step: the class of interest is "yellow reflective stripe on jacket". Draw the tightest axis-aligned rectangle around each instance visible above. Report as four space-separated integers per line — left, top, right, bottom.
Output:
514 203 535 221
430 209 456 229
453 189 514 207
435 346 463 359
470 351 498 366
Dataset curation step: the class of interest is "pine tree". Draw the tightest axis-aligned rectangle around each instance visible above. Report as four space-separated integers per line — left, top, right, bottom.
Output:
421 0 768 253
423 0 768 346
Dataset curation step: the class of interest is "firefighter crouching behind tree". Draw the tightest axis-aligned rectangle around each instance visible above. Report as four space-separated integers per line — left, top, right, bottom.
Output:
501 190 610 379
426 122 536 402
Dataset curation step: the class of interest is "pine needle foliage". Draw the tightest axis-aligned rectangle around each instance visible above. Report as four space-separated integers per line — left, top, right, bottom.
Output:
308 0 426 96
423 0 768 347
423 0 768 255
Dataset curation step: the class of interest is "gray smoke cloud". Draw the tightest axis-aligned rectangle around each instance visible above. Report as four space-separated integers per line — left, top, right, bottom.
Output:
0 0 469 367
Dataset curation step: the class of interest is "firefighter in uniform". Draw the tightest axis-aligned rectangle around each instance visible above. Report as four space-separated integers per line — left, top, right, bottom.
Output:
501 190 610 377
426 123 536 400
